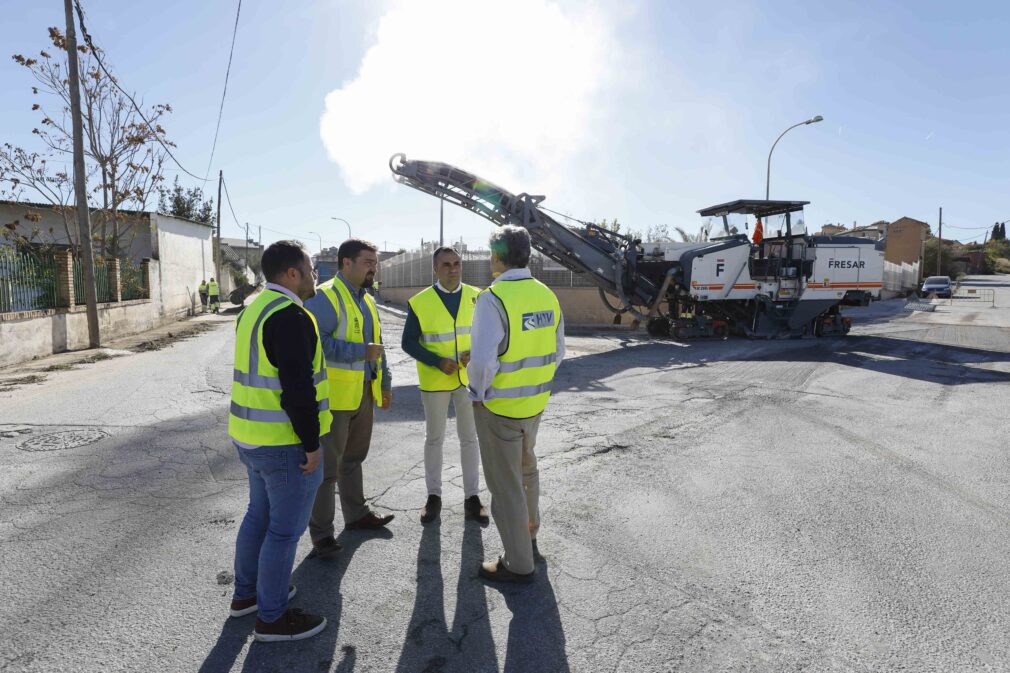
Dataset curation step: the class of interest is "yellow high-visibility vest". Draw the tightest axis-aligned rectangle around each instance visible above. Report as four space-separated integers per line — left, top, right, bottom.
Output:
484 277 561 419
208 280 219 295
408 284 480 392
319 278 383 410
228 289 332 446
199 281 208 293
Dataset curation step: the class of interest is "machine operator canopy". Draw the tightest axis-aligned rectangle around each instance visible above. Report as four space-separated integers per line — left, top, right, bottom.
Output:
697 199 810 239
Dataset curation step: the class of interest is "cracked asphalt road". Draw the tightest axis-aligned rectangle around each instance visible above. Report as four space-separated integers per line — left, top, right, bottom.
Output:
2 283 1010 672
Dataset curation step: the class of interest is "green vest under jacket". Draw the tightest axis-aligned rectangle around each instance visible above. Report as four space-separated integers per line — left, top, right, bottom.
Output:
408 283 480 391
229 289 332 446
484 277 561 419
319 278 384 411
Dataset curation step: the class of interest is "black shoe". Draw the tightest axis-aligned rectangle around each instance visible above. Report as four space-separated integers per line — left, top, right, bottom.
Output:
307 536 343 560
464 495 489 524
253 608 327 642
345 510 395 530
532 539 544 562
229 585 297 618
478 556 534 584
420 495 441 524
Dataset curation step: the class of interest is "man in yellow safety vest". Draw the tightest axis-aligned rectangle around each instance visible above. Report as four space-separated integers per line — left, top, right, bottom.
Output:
467 225 565 583
208 277 220 314
227 240 331 642
198 279 208 312
402 246 489 525
304 239 393 559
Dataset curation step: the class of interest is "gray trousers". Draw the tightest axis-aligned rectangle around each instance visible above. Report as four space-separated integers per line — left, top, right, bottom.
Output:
474 404 541 575
309 382 374 542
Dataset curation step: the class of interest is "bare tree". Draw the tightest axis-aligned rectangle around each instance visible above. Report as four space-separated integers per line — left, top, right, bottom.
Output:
12 27 171 258
0 143 89 250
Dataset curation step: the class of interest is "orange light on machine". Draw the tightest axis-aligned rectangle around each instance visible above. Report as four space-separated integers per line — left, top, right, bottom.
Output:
753 218 764 244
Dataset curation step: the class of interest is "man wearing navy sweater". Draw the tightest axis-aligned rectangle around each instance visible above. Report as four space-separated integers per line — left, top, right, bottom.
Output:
402 247 489 525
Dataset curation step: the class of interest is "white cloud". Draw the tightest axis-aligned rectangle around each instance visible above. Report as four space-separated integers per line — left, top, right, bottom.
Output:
320 0 617 195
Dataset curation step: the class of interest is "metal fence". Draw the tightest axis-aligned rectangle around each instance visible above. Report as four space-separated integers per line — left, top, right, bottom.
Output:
379 244 597 289
950 287 995 307
120 259 147 300
0 247 61 312
73 256 114 304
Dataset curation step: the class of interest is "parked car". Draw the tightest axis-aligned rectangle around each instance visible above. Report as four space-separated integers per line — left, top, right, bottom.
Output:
921 276 952 298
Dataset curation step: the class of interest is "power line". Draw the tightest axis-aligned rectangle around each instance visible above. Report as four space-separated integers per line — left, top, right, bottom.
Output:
220 175 245 232
942 223 997 231
72 0 209 182
204 0 243 181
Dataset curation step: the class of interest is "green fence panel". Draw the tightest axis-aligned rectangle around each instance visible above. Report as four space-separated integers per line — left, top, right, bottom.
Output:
73 256 115 304
0 247 61 313
120 259 147 300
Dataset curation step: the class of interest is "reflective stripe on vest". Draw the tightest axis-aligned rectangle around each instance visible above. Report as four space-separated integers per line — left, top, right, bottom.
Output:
408 284 479 392
320 278 383 410
228 290 332 446
484 278 561 419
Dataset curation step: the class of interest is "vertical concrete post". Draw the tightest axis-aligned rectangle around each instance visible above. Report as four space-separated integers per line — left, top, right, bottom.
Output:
55 249 75 307
140 258 151 299
108 258 122 302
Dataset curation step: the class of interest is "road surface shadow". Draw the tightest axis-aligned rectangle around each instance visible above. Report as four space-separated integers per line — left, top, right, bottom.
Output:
395 520 498 673
197 529 388 673
491 556 570 673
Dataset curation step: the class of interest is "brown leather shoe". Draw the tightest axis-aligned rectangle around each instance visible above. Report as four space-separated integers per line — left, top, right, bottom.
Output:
478 557 534 584
464 495 489 524
420 495 441 524
307 536 343 560
345 510 395 530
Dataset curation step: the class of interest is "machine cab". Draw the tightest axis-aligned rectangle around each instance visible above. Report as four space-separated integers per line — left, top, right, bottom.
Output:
697 200 811 276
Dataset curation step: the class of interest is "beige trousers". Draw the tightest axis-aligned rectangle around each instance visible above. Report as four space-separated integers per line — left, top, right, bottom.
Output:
309 382 373 542
474 404 541 575
421 387 480 498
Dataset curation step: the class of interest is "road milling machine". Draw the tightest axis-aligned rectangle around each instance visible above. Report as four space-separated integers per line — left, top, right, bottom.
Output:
389 154 884 340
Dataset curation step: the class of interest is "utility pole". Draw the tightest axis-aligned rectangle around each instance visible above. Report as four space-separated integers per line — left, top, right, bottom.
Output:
937 206 942 276
215 170 223 285
64 0 100 347
244 222 249 269
439 195 444 246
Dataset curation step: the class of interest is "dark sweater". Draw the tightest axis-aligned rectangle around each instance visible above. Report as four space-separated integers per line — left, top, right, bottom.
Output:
261 303 322 452
401 286 462 368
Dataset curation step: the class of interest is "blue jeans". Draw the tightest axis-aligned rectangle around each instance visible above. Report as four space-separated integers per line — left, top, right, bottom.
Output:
233 443 322 623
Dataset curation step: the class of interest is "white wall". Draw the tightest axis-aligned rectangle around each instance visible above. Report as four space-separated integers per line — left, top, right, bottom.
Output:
0 201 154 261
150 213 215 316
1 212 216 368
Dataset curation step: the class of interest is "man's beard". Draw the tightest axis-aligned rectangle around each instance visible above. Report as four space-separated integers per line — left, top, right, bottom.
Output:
361 273 375 288
300 285 317 300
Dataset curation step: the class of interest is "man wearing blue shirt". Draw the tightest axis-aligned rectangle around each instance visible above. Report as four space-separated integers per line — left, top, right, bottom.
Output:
305 239 394 559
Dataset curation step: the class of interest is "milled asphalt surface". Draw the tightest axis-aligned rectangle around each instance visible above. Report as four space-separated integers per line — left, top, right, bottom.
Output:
1 275 1009 672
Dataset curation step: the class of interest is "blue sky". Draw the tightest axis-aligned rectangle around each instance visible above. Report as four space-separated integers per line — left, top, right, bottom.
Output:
2 0 1007 250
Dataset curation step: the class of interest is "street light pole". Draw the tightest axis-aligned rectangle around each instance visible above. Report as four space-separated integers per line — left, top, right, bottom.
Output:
766 115 823 200
308 231 323 255
330 217 351 240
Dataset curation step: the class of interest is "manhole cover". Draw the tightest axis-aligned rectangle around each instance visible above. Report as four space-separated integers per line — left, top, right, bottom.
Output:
17 429 108 452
